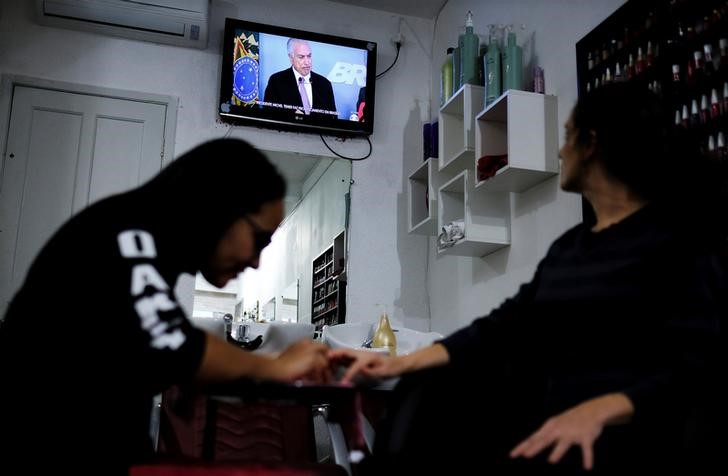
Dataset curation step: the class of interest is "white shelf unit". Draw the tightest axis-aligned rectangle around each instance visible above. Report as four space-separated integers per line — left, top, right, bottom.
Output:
439 84 485 175
408 157 460 235
437 169 510 257
474 90 559 192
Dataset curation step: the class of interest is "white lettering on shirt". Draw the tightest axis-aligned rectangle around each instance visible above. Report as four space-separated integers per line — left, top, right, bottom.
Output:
135 293 177 329
131 264 169 296
151 330 186 350
118 230 157 258
119 229 186 350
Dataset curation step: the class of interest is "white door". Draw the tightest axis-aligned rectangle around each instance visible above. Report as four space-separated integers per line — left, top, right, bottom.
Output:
0 85 167 314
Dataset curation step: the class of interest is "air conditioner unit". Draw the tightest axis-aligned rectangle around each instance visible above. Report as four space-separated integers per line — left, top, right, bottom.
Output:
35 0 209 49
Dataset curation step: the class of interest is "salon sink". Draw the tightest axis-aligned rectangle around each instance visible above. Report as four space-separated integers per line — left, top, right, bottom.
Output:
322 322 442 356
241 321 316 354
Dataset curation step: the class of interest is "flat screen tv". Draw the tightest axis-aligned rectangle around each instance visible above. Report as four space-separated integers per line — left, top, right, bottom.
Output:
219 18 377 137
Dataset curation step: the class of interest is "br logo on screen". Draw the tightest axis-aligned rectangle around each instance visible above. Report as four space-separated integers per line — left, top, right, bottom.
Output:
327 62 367 86
233 56 259 103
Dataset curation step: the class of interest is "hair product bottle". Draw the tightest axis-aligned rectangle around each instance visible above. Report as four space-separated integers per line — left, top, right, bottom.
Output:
452 45 461 93
441 47 454 105
533 66 545 93
478 39 488 86
484 24 503 106
503 25 523 92
372 307 397 356
459 11 480 86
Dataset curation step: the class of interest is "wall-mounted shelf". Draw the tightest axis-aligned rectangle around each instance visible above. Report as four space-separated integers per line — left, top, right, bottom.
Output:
310 230 346 330
408 157 459 235
437 169 510 257
475 90 559 192
439 84 485 175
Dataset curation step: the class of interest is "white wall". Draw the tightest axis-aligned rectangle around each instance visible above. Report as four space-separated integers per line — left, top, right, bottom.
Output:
0 0 630 337
426 0 627 335
239 158 351 323
192 290 236 317
0 0 433 324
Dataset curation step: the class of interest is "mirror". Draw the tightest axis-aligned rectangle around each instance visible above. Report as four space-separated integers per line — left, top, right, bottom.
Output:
278 280 299 322
191 151 352 326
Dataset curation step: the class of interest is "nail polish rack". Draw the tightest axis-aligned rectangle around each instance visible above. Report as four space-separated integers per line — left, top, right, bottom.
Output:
576 0 728 162
311 230 346 330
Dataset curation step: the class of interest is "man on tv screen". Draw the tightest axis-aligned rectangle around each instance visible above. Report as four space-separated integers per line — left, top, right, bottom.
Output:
263 38 338 118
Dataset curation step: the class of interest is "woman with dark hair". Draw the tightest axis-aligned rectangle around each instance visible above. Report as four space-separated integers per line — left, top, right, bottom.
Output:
331 82 724 474
0 138 332 474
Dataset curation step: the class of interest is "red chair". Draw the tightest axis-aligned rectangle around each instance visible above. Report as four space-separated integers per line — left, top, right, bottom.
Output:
131 461 346 476
148 385 348 476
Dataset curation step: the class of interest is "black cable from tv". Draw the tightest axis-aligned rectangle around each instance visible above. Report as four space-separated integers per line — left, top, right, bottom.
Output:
317 40 400 161
319 134 372 161
376 42 402 79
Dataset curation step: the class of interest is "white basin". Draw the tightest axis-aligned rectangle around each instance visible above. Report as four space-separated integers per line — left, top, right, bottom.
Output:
191 317 315 354
322 322 442 356
245 321 316 354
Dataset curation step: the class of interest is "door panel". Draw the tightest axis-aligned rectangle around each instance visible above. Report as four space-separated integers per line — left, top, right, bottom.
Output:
12 107 84 283
0 85 167 314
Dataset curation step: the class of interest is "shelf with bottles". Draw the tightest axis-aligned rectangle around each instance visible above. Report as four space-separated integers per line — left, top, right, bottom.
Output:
438 84 485 175
579 26 728 103
474 90 559 192
576 0 728 164
313 260 333 275
312 301 338 320
313 275 332 290
311 310 342 329
310 230 346 329
576 0 728 92
408 157 461 235
311 288 344 323
312 279 339 305
437 169 510 257
312 245 338 283
576 0 660 96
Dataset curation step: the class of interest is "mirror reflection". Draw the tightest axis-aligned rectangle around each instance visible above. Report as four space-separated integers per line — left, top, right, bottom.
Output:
191 151 351 330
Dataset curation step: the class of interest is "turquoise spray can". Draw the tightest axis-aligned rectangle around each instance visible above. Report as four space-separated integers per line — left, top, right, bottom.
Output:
484 24 503 106
459 11 480 85
503 25 524 92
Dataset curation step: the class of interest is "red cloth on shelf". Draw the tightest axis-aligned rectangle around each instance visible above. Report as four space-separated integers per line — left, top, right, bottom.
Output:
477 154 508 182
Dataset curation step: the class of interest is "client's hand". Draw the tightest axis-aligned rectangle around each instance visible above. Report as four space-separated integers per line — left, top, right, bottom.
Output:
509 393 634 471
328 348 404 384
272 339 332 384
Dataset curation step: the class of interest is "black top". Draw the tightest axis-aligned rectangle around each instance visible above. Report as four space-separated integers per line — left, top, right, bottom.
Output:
0 139 283 473
0 191 206 471
440 204 723 425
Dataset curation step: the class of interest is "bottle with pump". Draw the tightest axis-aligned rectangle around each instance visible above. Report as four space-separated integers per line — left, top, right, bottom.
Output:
459 11 480 86
484 24 503 106
372 306 397 356
503 24 524 92
453 45 461 93
533 66 545 93
478 39 488 86
441 47 454 105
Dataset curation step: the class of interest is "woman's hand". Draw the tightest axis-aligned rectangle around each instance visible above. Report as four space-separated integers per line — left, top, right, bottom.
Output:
328 348 405 383
267 339 332 383
509 393 634 471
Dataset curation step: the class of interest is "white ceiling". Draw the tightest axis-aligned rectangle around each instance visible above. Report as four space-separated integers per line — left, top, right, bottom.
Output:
325 0 448 19
265 150 325 206
266 150 321 186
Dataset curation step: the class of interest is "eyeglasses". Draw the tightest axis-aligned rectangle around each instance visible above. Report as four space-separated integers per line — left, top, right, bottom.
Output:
241 215 274 255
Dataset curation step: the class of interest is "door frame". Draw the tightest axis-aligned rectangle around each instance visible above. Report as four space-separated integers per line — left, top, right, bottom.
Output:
0 74 179 187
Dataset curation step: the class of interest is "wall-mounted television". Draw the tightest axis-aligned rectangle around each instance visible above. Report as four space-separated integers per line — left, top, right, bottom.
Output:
219 18 377 137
